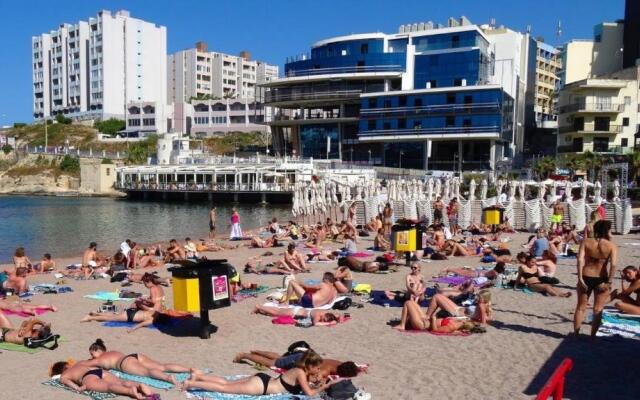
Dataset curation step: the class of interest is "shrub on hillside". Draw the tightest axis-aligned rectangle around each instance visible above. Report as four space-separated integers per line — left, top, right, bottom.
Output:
59 155 80 174
95 119 125 136
1 144 13 154
55 113 72 124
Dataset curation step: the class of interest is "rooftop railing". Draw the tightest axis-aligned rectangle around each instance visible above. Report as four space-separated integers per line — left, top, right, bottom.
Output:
558 102 624 113
284 65 403 78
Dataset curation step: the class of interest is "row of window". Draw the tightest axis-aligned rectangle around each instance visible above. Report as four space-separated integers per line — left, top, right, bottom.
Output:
194 116 228 124
364 89 501 109
362 115 501 131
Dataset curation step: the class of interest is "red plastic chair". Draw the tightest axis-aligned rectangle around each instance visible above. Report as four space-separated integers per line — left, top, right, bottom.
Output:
536 358 574 400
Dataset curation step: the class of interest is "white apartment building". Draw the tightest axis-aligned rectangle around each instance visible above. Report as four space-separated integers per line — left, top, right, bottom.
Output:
534 42 561 127
32 10 167 122
167 42 278 103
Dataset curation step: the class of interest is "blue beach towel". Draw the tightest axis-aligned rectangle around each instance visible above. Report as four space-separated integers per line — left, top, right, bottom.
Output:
101 321 158 329
84 291 133 301
369 289 432 308
43 378 116 399
109 370 189 389
186 375 318 400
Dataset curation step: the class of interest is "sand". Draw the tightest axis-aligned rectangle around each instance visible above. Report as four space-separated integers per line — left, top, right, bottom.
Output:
2 232 640 399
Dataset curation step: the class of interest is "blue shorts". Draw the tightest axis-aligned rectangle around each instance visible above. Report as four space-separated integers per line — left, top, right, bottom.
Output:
299 293 314 308
274 352 305 369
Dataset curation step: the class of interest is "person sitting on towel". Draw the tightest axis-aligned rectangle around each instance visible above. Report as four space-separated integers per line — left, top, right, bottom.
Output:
373 228 390 252
280 272 337 308
384 262 425 303
609 265 640 315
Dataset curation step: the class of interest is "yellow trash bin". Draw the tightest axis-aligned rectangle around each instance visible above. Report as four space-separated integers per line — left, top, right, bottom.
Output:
483 207 504 225
171 275 200 313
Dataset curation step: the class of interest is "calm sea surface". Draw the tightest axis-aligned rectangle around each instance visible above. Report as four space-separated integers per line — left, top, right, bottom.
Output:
0 195 291 263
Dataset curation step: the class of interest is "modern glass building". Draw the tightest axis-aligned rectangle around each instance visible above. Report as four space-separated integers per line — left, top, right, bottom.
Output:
262 19 524 171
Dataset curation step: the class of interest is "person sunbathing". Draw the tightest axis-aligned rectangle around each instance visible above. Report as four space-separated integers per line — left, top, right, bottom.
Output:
536 250 559 284
280 272 338 308
515 255 571 297
423 289 493 324
244 257 293 275
373 228 390 251
83 242 109 269
441 262 506 280
609 265 640 315
33 253 56 273
182 351 341 396
0 299 57 315
333 266 353 293
253 304 345 326
49 360 155 399
281 243 310 272
384 263 425 303
0 314 53 345
325 218 340 241
442 240 474 257
136 248 164 269
81 273 165 332
82 338 191 386
0 266 29 294
233 349 361 380
251 235 280 249
306 251 337 262
337 256 397 273
164 239 186 262
198 240 240 252
393 300 485 334
364 217 377 232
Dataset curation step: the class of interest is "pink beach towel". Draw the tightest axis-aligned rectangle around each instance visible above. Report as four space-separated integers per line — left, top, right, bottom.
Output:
351 251 374 258
2 308 51 318
271 316 296 325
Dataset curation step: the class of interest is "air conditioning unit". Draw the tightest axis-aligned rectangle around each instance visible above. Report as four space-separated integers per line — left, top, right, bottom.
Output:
426 82 431 89
461 79 467 86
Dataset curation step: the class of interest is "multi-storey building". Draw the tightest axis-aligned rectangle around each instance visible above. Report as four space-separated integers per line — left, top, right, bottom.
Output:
167 43 278 103
262 17 527 171
32 10 167 122
623 0 640 68
557 72 637 155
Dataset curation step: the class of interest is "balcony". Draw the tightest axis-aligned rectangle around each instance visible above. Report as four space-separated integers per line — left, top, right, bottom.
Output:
265 89 363 105
285 64 403 78
557 144 633 154
558 102 624 113
558 124 623 134
360 102 501 118
359 125 501 141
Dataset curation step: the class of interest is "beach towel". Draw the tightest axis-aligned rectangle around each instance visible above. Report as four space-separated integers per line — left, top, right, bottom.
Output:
402 329 471 336
43 378 116 400
1 307 51 318
597 311 640 339
109 370 189 389
30 284 74 294
101 321 159 330
0 341 44 353
352 283 372 295
186 375 317 400
350 251 374 258
232 285 271 302
432 276 468 286
84 291 133 302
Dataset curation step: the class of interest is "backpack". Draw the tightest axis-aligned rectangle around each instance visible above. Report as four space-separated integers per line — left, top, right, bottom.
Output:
332 297 353 310
325 379 359 400
24 334 60 350
284 340 311 356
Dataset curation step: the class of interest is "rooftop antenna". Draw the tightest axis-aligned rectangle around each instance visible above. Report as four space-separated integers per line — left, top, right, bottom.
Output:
526 25 532 34
489 17 496 28
556 20 562 44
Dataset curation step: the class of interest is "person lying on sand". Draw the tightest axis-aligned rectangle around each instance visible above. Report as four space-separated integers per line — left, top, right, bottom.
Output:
0 299 57 315
33 253 56 273
393 300 486 334
82 338 191 386
253 304 346 326
233 348 362 380
250 235 281 249
0 314 53 345
337 256 398 273
441 240 475 257
280 272 338 308
198 240 240 252
384 263 424 303
244 257 293 275
182 351 342 397
422 290 493 325
441 262 506 280
81 273 165 332
49 360 156 400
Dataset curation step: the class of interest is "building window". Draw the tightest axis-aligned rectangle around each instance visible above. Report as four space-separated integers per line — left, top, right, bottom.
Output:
413 121 422 129
414 98 423 107
463 118 471 127
368 99 376 108
106 168 110 176
368 120 376 131
128 119 140 126
429 80 437 88
452 35 460 48
573 117 584 131
622 138 629 147
398 119 406 129
383 99 392 108
453 78 463 87
399 97 407 107
594 117 610 132
142 118 155 126
360 44 368 54
446 116 455 127
464 95 473 104
623 117 630 127
446 93 456 104
383 122 391 130
593 137 609 152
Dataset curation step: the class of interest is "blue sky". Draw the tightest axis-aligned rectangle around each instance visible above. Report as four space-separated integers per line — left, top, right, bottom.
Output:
0 0 625 124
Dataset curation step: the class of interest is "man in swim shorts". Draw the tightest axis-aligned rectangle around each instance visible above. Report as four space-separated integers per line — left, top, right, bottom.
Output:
551 200 563 230
281 272 337 308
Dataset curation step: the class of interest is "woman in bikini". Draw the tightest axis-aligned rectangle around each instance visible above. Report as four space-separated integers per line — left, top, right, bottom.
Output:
82 338 191 386
338 256 397 273
49 360 156 399
244 257 293 275
0 314 53 345
252 304 345 326
393 300 484 334
0 266 29 294
182 350 341 396
385 263 425 303
13 247 34 273
574 219 617 337
0 299 57 315
80 273 165 332
515 255 572 297
422 289 493 325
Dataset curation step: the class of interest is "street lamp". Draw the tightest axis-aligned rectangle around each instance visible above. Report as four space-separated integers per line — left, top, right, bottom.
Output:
350 147 354 163
44 115 48 152
368 149 372 164
399 150 404 169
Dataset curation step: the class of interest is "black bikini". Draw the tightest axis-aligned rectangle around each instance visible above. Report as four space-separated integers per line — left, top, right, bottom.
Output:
279 375 302 395
125 308 138 323
118 353 139 370
255 373 271 395
82 369 103 381
583 276 608 292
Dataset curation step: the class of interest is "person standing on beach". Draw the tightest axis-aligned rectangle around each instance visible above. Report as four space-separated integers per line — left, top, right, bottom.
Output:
230 208 243 240
209 206 217 239
383 203 393 235
551 200 564 231
574 220 617 338
447 198 459 235
433 197 444 225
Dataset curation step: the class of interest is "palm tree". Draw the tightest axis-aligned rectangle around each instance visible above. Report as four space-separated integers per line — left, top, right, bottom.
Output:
534 156 556 179
630 150 640 183
581 151 603 181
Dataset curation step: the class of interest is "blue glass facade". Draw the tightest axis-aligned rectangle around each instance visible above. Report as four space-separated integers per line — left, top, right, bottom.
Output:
285 53 406 77
359 89 504 136
414 50 487 89
300 124 340 159
413 30 485 52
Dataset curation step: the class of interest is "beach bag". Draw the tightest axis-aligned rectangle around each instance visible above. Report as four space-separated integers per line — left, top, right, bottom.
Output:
325 379 359 400
284 340 311 356
24 334 60 350
352 284 372 295
332 297 353 310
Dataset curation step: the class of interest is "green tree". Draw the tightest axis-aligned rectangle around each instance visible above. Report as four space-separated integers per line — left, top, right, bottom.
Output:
55 113 72 124
1 144 13 154
95 119 126 136
630 150 640 183
59 155 80 173
126 135 158 165
533 156 556 179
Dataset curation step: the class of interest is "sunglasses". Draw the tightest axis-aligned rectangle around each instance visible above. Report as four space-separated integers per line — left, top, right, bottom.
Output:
411 266 419 270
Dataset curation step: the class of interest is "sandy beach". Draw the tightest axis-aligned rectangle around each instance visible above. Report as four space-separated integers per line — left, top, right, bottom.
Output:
2 231 640 399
